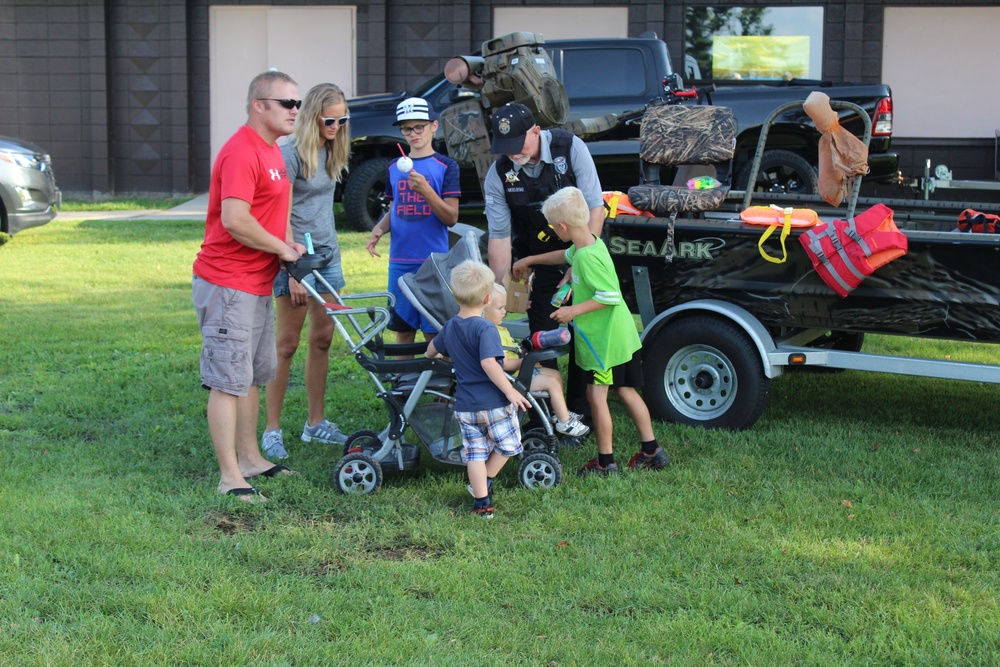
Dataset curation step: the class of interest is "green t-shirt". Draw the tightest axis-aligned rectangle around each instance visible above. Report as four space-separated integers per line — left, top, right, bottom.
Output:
565 236 640 371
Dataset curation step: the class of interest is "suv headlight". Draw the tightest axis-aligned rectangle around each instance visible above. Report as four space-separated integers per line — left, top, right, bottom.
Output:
0 150 42 169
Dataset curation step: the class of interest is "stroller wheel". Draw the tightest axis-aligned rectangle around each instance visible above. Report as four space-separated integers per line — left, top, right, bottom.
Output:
521 433 550 454
332 452 383 494
518 452 562 490
343 429 381 456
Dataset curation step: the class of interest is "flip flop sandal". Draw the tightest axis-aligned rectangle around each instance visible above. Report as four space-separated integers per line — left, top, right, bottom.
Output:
246 464 298 480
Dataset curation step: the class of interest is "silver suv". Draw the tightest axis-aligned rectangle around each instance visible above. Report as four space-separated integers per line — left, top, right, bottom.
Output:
0 136 61 235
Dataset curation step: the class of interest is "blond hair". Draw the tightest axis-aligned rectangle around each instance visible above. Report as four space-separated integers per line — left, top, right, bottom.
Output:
541 186 590 228
290 83 351 182
246 70 297 114
450 260 495 308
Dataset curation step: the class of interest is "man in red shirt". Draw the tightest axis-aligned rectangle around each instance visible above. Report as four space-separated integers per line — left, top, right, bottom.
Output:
192 70 305 502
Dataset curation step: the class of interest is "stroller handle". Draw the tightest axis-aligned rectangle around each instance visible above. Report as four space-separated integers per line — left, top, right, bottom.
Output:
284 246 334 283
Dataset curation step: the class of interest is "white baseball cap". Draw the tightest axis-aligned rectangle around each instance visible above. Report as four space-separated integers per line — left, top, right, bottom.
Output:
394 97 436 125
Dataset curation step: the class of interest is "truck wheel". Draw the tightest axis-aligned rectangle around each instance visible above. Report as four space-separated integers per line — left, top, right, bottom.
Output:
342 157 390 231
644 315 769 430
737 149 819 196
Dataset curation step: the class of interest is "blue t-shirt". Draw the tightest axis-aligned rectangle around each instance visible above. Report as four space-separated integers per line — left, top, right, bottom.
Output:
433 315 507 412
385 152 460 264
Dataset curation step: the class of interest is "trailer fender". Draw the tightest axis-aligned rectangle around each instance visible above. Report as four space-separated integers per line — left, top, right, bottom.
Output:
640 299 782 379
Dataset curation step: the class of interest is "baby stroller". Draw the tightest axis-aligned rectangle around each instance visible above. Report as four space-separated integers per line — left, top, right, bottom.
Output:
286 232 570 495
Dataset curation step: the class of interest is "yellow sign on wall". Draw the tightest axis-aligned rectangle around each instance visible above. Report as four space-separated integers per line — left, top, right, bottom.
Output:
713 35 810 80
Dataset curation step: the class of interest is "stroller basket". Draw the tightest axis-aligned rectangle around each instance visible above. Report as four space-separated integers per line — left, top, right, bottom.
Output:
409 401 463 463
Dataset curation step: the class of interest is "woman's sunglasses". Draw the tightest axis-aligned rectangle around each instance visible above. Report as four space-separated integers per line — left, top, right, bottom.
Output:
321 115 350 127
258 98 302 110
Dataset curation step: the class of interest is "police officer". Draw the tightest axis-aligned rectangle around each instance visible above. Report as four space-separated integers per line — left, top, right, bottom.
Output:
484 102 605 415
485 102 605 332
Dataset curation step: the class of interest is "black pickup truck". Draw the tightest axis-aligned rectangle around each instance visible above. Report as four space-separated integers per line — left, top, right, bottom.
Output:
341 36 897 230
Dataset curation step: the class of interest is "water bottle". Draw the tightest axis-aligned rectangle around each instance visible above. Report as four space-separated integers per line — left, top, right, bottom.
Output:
524 328 571 351
550 283 573 307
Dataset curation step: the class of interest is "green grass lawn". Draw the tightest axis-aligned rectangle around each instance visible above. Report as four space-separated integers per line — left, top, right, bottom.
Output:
59 196 194 211
0 217 997 665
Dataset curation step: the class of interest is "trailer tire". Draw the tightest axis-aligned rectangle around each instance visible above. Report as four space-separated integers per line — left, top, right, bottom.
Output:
342 157 390 231
737 149 819 196
644 315 769 430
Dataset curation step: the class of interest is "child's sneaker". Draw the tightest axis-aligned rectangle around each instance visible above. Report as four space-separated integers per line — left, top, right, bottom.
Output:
301 419 348 445
471 505 494 519
576 458 620 476
628 447 671 470
555 415 590 437
466 479 494 497
261 429 287 460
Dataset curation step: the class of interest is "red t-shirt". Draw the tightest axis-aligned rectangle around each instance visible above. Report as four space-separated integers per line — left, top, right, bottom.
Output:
193 124 290 295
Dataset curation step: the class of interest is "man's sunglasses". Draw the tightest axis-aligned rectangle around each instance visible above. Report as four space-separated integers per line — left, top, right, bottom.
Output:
321 115 350 127
258 98 302 110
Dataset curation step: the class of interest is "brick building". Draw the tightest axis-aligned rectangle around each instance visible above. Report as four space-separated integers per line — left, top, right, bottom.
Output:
1 1 997 198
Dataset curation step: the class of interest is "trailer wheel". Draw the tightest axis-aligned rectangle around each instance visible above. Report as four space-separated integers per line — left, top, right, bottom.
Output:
737 149 819 196
342 157 390 231
644 315 769 430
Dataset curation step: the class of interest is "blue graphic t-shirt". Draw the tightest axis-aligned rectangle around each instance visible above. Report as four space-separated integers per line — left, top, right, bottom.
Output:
385 152 461 264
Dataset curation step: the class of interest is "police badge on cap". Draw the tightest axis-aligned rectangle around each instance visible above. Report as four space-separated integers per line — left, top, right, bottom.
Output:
490 103 535 155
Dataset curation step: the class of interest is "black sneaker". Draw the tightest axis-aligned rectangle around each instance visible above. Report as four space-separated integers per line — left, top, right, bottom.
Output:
471 505 494 519
577 458 620 476
627 447 671 471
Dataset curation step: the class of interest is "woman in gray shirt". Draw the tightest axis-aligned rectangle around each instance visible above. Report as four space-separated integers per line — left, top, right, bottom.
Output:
262 83 352 459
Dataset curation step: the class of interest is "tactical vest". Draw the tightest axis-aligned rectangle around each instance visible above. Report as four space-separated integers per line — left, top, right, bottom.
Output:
497 129 576 289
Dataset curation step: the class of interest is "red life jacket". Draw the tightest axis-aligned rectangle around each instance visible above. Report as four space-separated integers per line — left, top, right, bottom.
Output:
798 203 907 297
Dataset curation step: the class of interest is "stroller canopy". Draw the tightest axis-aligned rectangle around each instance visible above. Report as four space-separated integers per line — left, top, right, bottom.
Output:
398 231 484 332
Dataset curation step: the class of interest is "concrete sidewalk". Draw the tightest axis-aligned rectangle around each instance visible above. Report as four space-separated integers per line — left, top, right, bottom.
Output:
56 193 209 221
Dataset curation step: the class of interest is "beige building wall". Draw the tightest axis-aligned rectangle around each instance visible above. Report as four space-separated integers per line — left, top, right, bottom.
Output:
883 7 1000 139
493 6 629 41
209 6 356 164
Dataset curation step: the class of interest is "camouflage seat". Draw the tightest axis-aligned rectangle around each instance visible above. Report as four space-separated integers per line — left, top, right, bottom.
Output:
627 105 736 215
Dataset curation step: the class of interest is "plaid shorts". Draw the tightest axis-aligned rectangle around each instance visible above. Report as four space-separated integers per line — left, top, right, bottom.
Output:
455 403 523 462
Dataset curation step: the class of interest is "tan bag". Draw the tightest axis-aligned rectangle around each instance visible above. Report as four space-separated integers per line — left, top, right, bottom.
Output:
505 273 532 314
804 92 869 207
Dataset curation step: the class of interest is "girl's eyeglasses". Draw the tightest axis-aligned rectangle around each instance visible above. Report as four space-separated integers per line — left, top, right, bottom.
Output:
321 115 350 127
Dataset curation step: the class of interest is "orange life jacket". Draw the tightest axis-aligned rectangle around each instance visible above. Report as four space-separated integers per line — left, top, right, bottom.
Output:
798 203 907 297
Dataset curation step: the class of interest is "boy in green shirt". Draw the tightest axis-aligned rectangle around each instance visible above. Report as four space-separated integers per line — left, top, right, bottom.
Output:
541 187 669 475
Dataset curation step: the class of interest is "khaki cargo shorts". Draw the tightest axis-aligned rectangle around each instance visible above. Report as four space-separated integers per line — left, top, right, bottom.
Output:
192 275 276 396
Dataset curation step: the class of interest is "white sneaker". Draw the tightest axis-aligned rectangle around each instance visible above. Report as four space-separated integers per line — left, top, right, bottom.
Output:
555 415 590 437
301 419 348 445
261 429 288 459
